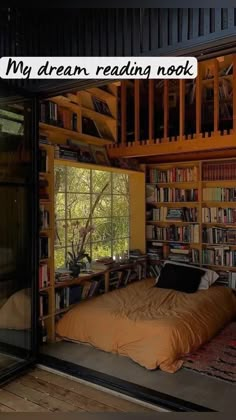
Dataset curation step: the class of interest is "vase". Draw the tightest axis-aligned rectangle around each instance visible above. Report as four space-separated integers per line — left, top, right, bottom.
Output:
68 262 81 278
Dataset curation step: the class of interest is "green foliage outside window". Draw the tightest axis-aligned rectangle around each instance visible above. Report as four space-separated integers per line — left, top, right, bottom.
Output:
54 165 130 269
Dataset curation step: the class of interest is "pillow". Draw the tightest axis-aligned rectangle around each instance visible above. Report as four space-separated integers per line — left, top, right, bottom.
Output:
159 260 219 290
0 288 31 330
155 262 205 293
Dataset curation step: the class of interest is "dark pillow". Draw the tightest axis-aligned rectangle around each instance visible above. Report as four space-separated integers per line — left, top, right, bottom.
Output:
155 262 205 293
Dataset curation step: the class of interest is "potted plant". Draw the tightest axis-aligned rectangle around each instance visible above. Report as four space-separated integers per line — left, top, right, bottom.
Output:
66 182 109 277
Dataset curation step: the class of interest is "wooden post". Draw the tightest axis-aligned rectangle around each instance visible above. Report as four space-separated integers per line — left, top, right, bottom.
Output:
196 61 201 137
164 80 169 141
214 58 219 135
149 79 154 142
121 81 127 145
179 80 185 140
233 55 236 133
134 80 140 143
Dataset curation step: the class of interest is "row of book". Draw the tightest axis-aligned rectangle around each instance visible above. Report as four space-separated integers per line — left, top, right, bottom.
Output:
146 224 200 243
40 205 50 230
146 206 198 222
202 161 236 181
40 101 77 132
39 149 49 173
55 279 103 311
202 207 236 224
146 186 198 203
202 247 236 267
202 187 236 202
39 236 50 260
39 263 50 289
147 167 198 183
202 227 236 244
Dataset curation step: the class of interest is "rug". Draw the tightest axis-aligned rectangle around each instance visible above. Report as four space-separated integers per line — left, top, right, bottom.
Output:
182 321 236 384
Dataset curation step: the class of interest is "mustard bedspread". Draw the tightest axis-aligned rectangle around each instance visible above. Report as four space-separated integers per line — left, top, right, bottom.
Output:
56 278 236 372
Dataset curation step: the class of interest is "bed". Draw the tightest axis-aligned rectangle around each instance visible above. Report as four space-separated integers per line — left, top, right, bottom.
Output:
56 278 236 373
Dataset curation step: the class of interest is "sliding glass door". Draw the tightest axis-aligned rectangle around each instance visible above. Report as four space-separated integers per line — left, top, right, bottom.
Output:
0 82 38 383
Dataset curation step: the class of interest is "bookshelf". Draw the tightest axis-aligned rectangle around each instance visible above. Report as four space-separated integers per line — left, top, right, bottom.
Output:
39 143 55 342
38 142 145 343
145 158 236 287
39 83 118 147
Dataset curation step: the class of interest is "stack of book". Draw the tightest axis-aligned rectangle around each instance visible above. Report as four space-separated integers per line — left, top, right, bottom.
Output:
215 271 236 288
39 236 50 260
202 227 236 244
55 268 72 283
39 293 49 317
202 246 236 267
202 161 236 181
40 205 50 230
168 243 199 264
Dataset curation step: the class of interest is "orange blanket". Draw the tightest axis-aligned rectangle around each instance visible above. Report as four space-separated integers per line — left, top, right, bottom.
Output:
56 278 236 372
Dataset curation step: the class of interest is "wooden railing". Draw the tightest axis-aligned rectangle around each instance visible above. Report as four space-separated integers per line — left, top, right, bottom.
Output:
107 54 236 160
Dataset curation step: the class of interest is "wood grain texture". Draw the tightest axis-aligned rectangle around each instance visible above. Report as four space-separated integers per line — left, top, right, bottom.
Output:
0 368 154 412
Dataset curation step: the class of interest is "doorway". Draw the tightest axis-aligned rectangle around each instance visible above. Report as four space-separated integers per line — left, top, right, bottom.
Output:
0 82 38 384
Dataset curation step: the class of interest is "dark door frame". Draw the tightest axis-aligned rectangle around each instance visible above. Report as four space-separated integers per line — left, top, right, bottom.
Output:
0 81 39 386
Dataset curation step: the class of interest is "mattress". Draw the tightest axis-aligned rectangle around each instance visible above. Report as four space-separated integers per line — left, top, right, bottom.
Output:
56 278 236 372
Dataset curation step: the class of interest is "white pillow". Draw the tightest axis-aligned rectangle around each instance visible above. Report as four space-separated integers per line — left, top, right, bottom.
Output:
159 260 219 290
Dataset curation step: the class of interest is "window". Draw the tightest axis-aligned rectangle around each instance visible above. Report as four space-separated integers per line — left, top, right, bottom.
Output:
54 165 130 269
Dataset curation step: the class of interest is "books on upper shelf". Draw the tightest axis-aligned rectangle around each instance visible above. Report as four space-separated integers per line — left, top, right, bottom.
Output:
202 246 236 267
202 187 236 201
146 186 198 203
92 96 112 116
147 166 198 183
40 101 77 131
202 207 236 224
202 161 236 181
82 116 102 138
146 224 199 243
55 268 72 283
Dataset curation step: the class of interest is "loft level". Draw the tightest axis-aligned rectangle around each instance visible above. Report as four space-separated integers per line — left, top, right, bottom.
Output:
108 53 236 160
107 133 236 160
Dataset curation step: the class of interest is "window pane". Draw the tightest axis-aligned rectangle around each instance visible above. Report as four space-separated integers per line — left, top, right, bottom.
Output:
67 167 90 193
55 166 66 192
92 241 112 260
55 193 65 218
112 173 129 195
92 194 111 217
67 193 90 219
113 217 129 239
113 239 129 256
55 247 66 270
92 170 111 193
92 218 112 241
55 220 66 247
113 195 129 217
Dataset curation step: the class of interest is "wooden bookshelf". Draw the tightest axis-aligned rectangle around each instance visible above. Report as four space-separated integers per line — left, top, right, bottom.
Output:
39 83 118 147
145 158 236 287
38 145 145 343
39 143 55 342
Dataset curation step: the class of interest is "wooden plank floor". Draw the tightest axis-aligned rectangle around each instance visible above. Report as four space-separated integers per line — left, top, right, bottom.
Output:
0 368 155 412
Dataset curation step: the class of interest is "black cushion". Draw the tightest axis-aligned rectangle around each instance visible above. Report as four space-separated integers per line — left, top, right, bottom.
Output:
155 262 205 293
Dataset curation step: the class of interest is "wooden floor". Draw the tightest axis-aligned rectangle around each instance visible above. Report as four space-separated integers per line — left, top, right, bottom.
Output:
0 368 155 412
